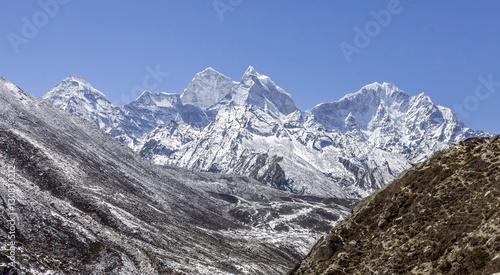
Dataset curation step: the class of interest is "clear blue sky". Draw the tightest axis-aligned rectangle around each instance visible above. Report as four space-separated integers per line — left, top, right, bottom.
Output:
1 0 499 133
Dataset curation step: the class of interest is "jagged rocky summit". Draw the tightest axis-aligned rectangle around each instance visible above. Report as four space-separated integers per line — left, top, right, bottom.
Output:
43 67 488 199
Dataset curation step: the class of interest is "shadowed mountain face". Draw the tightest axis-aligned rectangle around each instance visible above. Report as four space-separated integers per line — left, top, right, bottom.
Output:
289 136 500 275
0 77 355 274
43 68 488 200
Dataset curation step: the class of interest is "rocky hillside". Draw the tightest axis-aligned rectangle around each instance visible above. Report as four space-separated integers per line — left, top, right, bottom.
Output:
289 136 500 274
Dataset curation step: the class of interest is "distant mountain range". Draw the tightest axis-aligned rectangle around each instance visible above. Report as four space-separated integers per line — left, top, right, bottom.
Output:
43 66 489 199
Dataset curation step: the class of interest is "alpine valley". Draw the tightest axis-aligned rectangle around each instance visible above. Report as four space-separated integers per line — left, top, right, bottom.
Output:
0 66 489 274
1 76 354 274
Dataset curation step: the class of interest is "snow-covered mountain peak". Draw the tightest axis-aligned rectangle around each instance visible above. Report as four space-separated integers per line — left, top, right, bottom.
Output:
194 67 230 80
232 67 298 116
414 92 432 102
310 83 454 136
380 83 410 104
43 76 117 130
44 75 109 103
381 82 398 90
240 66 278 86
134 90 152 101
179 66 298 116
201 66 218 73
360 81 383 90
180 67 235 110
65 75 91 85
341 82 409 104
191 67 230 81
61 75 98 93
241 65 261 79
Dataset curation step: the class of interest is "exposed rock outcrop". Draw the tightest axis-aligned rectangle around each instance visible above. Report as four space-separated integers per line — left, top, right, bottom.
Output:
290 136 500 274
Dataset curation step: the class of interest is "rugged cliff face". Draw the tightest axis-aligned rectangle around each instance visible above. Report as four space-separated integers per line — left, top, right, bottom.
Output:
290 136 500 275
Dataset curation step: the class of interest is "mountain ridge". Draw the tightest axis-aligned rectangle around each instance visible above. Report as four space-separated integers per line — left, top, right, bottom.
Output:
42 68 490 199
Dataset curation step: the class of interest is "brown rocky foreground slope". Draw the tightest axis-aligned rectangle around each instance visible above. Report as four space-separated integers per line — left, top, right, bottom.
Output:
290 136 500 274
